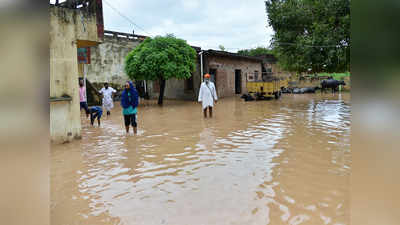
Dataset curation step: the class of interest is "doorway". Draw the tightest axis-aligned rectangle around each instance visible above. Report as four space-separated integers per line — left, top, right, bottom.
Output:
235 69 242 94
209 68 217 86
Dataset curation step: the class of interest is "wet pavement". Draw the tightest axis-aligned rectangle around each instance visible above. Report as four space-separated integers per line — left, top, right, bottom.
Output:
51 93 351 225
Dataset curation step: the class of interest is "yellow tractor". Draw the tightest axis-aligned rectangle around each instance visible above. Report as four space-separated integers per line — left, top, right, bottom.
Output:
242 74 287 101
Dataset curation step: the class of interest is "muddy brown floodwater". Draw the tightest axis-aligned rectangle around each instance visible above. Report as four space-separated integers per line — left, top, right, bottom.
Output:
51 93 351 225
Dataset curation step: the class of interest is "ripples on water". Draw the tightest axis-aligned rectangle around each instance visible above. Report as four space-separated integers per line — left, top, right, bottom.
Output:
51 93 351 225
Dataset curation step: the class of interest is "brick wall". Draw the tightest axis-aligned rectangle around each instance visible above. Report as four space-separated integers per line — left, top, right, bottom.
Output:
205 56 262 98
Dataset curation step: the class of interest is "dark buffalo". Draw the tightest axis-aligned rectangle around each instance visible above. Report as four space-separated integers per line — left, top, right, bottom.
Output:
281 87 288 93
300 86 320 93
292 88 302 94
321 79 346 93
281 87 293 94
290 86 320 94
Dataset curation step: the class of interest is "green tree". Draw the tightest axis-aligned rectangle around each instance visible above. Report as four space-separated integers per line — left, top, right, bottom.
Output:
237 47 274 57
218 45 226 51
265 0 350 73
125 34 197 105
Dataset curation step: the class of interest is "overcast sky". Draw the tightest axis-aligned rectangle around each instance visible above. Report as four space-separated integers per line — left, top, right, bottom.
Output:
103 0 274 52
51 0 274 52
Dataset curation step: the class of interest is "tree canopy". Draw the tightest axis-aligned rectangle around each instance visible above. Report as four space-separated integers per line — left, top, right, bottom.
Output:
265 0 350 73
237 47 274 57
125 34 197 105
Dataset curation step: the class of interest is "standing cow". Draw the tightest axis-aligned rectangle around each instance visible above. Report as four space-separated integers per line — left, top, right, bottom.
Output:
321 79 346 93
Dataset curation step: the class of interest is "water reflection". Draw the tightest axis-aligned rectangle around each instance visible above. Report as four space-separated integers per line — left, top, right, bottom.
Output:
51 93 351 225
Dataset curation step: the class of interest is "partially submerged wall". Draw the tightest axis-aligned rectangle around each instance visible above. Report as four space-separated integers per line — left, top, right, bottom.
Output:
87 35 201 101
50 5 99 143
149 56 202 101
204 55 262 98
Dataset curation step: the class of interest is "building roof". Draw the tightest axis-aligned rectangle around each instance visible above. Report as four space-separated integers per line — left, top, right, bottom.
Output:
204 49 263 62
103 30 202 52
257 54 278 63
191 46 202 52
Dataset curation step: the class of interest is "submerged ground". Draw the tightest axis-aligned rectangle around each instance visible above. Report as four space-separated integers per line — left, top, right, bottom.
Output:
51 93 351 225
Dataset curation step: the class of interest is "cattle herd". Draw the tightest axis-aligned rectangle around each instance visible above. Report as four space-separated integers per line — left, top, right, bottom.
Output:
242 78 347 101
282 79 346 94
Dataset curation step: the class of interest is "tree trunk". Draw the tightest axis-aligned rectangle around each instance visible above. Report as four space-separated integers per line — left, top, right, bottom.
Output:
158 78 166 105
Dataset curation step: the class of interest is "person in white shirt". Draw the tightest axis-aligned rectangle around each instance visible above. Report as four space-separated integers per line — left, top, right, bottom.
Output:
198 73 218 118
99 82 117 116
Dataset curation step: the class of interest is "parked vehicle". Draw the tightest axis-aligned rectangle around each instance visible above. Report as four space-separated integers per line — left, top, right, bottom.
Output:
242 76 287 101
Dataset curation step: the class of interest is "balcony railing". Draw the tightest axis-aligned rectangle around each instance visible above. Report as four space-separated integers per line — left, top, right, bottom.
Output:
104 30 148 41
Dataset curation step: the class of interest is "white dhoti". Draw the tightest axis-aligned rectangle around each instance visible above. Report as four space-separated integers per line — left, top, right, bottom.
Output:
100 87 117 111
102 96 114 111
198 82 218 109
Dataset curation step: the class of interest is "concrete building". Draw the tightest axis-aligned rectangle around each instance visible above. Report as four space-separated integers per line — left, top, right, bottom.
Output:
137 49 263 100
201 50 263 98
84 41 265 101
86 30 146 87
147 46 202 101
258 54 291 80
85 34 202 101
50 0 103 143
79 30 283 102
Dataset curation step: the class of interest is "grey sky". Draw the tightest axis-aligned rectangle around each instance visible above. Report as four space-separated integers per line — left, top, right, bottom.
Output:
50 0 274 52
103 0 273 52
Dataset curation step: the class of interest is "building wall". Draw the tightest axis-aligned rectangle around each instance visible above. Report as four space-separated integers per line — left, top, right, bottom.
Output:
85 32 203 100
262 61 292 79
271 63 292 79
50 6 99 143
144 55 202 101
85 37 269 101
86 35 141 87
161 56 202 101
86 38 202 101
204 56 262 98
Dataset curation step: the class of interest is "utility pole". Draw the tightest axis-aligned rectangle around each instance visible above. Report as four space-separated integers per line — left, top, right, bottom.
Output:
199 51 204 82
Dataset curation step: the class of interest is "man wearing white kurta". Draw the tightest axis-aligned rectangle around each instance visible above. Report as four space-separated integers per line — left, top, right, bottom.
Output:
99 83 117 116
198 74 218 118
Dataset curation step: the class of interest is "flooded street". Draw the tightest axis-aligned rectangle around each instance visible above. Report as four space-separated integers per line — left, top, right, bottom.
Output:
51 93 351 225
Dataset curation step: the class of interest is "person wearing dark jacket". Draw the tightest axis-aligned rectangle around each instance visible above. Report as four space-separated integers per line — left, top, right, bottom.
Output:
121 81 139 134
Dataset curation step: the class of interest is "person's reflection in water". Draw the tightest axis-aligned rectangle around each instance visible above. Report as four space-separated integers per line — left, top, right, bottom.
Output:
199 122 216 151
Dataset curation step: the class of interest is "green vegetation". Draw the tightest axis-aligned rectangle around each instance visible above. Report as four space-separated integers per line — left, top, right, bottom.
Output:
125 34 197 105
265 0 350 73
237 47 274 57
317 72 350 80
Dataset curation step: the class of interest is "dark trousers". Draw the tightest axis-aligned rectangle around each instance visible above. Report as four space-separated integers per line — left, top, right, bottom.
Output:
90 111 102 125
80 102 89 115
124 114 137 127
